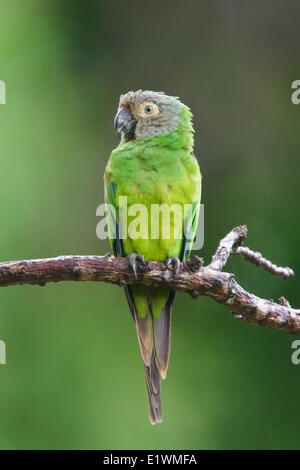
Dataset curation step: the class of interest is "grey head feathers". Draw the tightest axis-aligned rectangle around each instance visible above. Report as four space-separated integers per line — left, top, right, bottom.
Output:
117 90 184 141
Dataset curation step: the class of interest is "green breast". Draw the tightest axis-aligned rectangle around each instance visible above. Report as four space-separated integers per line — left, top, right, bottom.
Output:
106 140 201 261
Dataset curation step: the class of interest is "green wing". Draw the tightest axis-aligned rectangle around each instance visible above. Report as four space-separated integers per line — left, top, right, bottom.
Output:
105 182 123 257
181 199 200 261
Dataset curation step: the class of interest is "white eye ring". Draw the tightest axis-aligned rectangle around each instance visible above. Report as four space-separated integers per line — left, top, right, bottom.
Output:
138 101 160 118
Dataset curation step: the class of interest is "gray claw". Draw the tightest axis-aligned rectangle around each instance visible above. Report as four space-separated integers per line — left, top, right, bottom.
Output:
127 253 146 279
165 257 181 278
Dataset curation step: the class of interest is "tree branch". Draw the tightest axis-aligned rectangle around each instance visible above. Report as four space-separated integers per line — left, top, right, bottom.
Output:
0 226 299 334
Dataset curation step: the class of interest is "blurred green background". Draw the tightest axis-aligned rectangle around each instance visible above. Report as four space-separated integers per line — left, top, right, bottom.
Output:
0 0 299 450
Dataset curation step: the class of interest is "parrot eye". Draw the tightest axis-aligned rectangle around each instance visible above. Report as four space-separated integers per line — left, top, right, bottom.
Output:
138 101 160 118
145 105 154 114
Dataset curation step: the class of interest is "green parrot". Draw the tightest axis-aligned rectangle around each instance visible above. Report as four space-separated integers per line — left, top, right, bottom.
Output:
104 90 201 424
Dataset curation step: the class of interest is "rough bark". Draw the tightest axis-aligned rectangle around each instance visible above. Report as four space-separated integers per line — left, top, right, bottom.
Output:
0 225 298 334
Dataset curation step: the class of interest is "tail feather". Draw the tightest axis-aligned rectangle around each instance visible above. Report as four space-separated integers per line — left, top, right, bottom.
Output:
144 354 162 424
153 291 175 379
125 287 175 424
134 310 153 367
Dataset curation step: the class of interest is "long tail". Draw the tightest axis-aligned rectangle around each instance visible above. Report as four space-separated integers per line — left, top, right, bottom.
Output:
125 287 175 424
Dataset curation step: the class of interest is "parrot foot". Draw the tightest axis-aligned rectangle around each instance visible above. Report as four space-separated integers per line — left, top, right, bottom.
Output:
165 257 181 279
127 253 148 279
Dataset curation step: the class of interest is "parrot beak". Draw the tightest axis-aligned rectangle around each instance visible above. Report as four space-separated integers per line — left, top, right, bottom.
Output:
114 107 137 140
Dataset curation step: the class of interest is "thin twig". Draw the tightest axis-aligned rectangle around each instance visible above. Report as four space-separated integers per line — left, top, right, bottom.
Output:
209 224 294 280
209 225 248 271
235 246 294 279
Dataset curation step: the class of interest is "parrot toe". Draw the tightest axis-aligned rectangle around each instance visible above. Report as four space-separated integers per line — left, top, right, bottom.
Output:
165 256 181 279
127 253 148 279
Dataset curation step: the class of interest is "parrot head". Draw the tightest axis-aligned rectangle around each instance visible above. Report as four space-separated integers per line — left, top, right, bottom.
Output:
114 90 185 142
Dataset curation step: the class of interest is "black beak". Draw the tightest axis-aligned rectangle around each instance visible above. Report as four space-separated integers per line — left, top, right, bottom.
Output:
114 107 137 140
